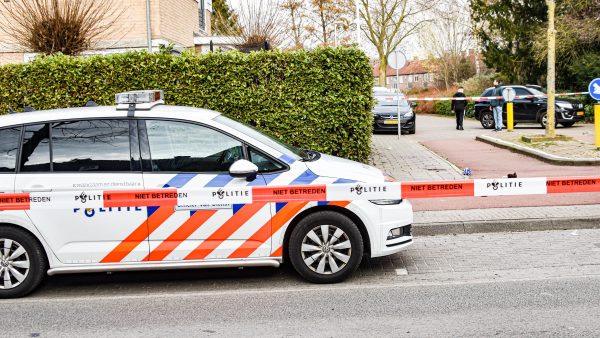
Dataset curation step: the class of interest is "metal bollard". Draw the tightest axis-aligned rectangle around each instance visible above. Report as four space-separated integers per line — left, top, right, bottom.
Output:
507 102 514 132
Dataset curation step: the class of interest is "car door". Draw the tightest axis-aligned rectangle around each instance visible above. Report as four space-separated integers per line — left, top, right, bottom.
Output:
140 119 272 262
513 87 534 121
14 120 147 264
0 126 20 195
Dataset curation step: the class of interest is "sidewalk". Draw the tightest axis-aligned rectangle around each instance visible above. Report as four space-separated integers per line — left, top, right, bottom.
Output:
413 204 600 236
369 132 600 235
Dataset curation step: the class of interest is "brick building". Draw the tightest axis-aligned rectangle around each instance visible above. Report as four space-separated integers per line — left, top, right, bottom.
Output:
0 0 213 65
373 60 436 92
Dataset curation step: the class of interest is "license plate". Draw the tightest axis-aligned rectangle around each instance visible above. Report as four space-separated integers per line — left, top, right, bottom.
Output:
384 120 399 125
577 111 584 116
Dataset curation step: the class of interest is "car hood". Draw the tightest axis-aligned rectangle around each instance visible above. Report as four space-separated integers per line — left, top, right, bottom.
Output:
305 154 385 183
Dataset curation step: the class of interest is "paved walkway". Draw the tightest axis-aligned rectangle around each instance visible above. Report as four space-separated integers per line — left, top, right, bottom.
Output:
368 118 600 233
369 134 463 181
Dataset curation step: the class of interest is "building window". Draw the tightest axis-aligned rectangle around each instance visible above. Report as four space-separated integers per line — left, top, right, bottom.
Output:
199 0 206 32
414 75 420 82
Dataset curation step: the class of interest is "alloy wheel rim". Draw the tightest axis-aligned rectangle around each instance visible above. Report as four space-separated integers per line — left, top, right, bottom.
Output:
0 238 30 290
483 114 493 127
301 225 352 275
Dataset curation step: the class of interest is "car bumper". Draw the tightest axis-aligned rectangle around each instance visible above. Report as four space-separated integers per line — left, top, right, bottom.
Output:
373 118 415 132
347 199 413 258
557 109 586 122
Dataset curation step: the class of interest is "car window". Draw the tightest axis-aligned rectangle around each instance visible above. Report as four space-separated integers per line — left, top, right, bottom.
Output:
20 124 51 172
214 115 304 161
52 120 131 172
0 126 21 173
146 120 244 172
249 147 285 173
514 88 530 96
527 88 546 96
375 96 409 107
482 89 493 98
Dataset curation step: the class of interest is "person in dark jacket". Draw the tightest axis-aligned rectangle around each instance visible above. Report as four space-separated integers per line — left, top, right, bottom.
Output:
451 87 467 130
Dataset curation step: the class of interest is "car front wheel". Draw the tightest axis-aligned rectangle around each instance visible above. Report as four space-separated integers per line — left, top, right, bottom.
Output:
539 112 558 128
0 227 47 298
480 111 494 129
289 211 363 284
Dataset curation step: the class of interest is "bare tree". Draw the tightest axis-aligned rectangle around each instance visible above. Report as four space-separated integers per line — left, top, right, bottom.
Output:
0 0 123 56
419 0 474 89
306 0 353 46
361 0 432 86
221 0 287 51
281 0 306 49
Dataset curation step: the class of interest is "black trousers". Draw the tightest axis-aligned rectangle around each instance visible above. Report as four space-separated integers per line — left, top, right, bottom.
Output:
455 109 465 127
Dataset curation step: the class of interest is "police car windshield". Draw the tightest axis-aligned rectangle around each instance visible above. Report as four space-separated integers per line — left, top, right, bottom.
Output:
214 115 305 160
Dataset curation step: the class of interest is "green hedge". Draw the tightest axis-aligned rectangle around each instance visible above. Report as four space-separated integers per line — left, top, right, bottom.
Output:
434 99 475 118
0 48 374 162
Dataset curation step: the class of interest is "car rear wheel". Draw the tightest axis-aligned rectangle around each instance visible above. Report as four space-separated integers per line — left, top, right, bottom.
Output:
0 227 47 298
289 211 363 284
560 122 575 127
480 111 494 129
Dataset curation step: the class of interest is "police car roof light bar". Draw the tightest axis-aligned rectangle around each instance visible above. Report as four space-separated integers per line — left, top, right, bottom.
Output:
115 90 164 111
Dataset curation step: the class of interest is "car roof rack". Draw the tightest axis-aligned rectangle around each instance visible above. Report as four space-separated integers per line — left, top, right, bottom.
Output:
85 101 99 107
23 106 36 112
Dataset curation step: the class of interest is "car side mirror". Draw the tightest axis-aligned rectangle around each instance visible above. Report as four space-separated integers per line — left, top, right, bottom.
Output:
229 159 258 181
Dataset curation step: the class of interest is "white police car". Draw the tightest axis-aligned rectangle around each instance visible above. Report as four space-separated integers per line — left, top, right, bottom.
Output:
0 90 412 298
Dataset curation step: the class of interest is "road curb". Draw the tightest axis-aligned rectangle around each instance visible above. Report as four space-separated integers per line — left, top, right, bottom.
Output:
414 216 600 236
476 135 600 166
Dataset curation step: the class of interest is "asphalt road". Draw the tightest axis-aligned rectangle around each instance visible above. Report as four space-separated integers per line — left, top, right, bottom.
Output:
3 229 600 337
3 276 600 337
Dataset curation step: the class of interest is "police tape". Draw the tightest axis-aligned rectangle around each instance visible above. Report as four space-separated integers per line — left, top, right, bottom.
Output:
380 92 590 102
0 176 598 211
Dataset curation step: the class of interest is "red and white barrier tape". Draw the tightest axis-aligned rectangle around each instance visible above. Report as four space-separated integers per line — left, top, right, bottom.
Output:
380 92 590 102
1 176 598 211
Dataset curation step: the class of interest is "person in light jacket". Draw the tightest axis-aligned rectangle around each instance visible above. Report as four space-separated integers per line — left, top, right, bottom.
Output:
490 80 504 131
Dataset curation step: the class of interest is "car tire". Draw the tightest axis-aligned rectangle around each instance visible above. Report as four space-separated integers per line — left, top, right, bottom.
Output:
560 122 575 127
480 111 494 129
289 211 363 284
0 227 47 299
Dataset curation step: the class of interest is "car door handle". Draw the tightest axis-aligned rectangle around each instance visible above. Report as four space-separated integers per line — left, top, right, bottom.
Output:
22 187 53 192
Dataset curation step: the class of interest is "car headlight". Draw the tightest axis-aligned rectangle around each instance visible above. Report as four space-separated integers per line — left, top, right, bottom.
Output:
369 199 402 205
402 111 414 118
556 102 572 110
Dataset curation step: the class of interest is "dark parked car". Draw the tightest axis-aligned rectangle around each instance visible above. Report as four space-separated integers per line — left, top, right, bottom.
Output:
372 94 416 134
474 85 585 129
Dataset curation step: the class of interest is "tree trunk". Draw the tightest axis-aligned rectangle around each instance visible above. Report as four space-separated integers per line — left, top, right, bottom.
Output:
320 9 328 45
546 0 556 137
379 57 387 87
